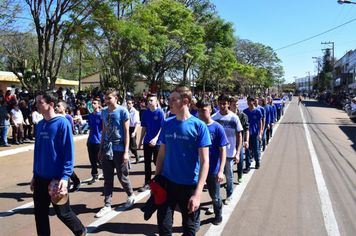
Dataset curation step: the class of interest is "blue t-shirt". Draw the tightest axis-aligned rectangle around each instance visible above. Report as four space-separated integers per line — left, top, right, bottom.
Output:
273 98 281 108
160 116 211 185
65 114 74 131
33 116 74 181
243 108 262 135
88 111 102 144
265 105 271 125
101 106 129 152
141 108 165 145
207 121 228 175
190 109 199 118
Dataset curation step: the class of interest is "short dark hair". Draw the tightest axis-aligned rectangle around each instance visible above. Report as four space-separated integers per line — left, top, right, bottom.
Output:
247 96 255 102
104 87 117 97
37 90 58 105
196 99 212 108
57 99 67 108
228 97 238 103
218 94 229 102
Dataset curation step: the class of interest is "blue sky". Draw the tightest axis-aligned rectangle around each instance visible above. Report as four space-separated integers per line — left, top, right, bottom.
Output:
210 0 356 83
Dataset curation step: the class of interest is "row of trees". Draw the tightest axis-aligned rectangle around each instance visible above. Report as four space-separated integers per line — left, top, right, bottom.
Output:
0 0 284 96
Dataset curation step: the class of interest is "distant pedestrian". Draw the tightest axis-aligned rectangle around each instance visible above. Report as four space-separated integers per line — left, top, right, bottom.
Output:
298 94 302 105
30 91 87 236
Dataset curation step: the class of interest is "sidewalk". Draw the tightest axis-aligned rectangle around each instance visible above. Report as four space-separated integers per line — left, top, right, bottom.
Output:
0 135 89 158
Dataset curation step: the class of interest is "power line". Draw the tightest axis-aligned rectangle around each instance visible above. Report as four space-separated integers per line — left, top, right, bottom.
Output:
275 16 356 51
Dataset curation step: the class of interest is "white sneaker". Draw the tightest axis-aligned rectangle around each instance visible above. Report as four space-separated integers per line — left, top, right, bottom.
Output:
206 205 214 214
125 194 135 208
225 196 232 205
95 206 111 218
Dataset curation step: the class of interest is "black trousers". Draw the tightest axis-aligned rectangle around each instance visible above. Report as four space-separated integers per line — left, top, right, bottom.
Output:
87 142 100 176
129 127 138 157
33 176 85 236
143 143 160 183
157 179 197 236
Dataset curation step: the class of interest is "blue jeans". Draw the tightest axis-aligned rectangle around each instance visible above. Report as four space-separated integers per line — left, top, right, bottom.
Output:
224 157 234 198
238 146 244 173
195 173 222 229
261 127 267 150
0 125 9 145
74 123 88 134
206 174 222 217
245 134 260 169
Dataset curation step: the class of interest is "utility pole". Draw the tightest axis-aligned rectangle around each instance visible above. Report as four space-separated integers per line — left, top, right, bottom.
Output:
306 71 311 94
321 42 334 93
312 57 320 93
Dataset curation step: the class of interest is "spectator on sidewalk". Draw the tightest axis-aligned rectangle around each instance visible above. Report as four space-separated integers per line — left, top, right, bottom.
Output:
73 109 89 135
30 90 87 236
0 100 11 147
10 103 24 145
20 100 33 141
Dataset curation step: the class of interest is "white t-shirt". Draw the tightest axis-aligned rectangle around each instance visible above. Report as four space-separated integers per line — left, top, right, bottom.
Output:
11 109 23 124
212 111 242 157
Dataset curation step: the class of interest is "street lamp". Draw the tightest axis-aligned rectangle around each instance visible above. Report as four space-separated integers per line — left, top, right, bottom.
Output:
337 0 356 4
312 57 320 93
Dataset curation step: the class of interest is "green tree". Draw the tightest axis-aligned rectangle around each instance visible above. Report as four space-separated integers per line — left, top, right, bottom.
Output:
233 39 284 93
22 0 98 90
133 0 205 90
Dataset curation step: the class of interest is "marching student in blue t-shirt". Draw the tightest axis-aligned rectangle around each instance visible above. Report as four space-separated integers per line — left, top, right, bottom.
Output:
196 98 227 226
257 97 266 152
138 93 165 192
243 96 263 173
273 95 282 121
87 97 102 184
155 86 211 235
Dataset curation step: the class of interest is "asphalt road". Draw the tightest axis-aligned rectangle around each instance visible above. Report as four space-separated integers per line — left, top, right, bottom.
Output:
0 97 355 236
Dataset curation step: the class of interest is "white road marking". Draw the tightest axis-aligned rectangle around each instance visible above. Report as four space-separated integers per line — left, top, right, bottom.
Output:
86 191 151 234
0 201 34 219
0 135 88 158
205 103 290 235
299 105 340 236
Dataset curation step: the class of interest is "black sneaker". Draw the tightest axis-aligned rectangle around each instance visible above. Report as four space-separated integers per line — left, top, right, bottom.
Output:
213 215 223 225
71 182 82 192
135 155 140 164
88 177 99 185
243 168 250 174
138 184 150 192
255 162 260 169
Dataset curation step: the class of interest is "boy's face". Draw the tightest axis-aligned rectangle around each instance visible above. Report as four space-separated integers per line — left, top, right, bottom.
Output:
147 96 157 109
36 95 52 114
92 100 100 109
127 101 133 109
197 106 211 122
56 103 65 113
105 93 117 106
218 100 229 112
229 101 237 112
247 99 254 107
169 92 183 114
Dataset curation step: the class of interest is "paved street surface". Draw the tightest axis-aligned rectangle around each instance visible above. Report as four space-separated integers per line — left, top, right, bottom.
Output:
0 97 355 236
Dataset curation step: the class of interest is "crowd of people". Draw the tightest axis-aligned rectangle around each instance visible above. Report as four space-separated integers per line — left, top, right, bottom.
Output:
1 85 290 235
